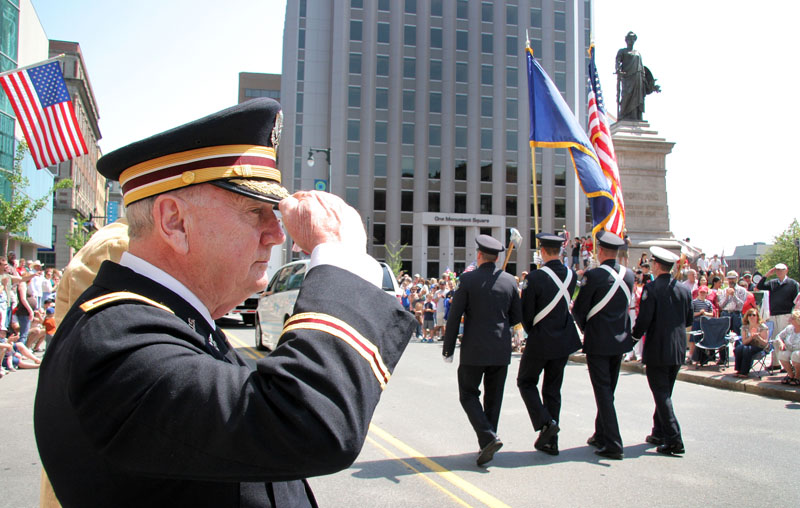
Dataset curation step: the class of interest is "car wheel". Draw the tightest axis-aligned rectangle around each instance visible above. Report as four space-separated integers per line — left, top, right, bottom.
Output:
255 318 267 351
242 314 256 326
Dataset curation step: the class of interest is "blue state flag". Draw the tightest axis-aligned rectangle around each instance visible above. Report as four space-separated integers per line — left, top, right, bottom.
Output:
526 47 614 236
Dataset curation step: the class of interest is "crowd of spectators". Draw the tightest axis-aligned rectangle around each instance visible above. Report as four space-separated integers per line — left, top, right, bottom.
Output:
1 253 60 379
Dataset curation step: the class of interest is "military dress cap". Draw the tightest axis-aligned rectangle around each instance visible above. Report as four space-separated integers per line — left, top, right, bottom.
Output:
475 234 505 255
96 98 289 207
535 232 565 248
649 246 679 266
595 231 625 250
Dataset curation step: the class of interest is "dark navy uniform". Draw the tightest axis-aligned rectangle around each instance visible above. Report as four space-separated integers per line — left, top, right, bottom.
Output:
517 240 581 454
631 248 693 454
573 240 634 458
443 237 522 459
35 261 415 507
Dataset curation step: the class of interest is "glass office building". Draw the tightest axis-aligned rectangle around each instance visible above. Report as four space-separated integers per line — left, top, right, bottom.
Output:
280 0 592 276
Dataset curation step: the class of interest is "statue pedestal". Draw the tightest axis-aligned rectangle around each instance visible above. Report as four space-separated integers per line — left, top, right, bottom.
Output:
611 120 676 262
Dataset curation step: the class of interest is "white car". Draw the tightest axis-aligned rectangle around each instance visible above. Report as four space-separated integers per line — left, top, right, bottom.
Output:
255 260 402 351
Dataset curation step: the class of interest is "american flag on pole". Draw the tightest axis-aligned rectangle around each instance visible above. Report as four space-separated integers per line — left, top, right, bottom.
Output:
0 60 88 169
587 44 625 235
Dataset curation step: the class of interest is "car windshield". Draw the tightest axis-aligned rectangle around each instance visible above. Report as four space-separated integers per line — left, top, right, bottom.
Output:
381 266 395 292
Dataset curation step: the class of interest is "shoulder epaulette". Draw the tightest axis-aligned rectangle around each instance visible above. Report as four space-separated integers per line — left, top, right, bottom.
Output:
79 291 174 315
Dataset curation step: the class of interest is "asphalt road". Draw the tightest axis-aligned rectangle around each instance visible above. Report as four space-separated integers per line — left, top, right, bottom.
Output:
3 320 798 507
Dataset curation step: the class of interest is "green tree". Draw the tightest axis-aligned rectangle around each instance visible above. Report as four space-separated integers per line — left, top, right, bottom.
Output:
756 219 800 282
0 141 73 254
384 240 407 278
64 211 94 252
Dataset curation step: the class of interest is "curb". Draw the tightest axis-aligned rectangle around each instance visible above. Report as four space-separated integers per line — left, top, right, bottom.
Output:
568 353 800 403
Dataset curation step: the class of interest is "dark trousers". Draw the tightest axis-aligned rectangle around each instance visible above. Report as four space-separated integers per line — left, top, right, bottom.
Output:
517 354 569 443
586 354 624 453
645 364 682 444
457 364 508 448
734 342 764 375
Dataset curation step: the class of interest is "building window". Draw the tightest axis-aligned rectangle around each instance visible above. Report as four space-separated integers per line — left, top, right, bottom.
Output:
402 123 414 144
531 7 542 28
374 190 386 211
429 125 441 146
377 55 389 76
506 98 518 119
555 198 566 219
377 22 390 44
404 25 416 46
348 120 360 141
297 61 304 81
555 41 566 62
427 262 439 279
555 72 566 93
455 160 467 180
298 29 305 49
374 154 387 176
402 190 414 212
300 0 307 17
555 11 566 31
351 0 363 8
350 20 362 41
349 53 361 74
506 196 517 215
405 0 416 14
506 161 517 183
455 127 467 148
376 87 388 109
507 130 517 151
481 129 492 150
481 33 493 53
429 157 441 178
402 156 414 177
481 2 493 22
555 151 567 186
403 90 415 111
378 0 390 11
506 67 517 86
404 57 416 78
430 91 442 113
347 154 359 175
430 59 442 81
457 0 468 19
456 62 468 83
428 191 440 212
456 94 468 115
481 65 493 85
507 4 518 25
481 162 492 182
296 93 303 113
431 27 442 48
480 195 492 214
401 225 413 246
455 226 466 247
456 30 468 51
428 226 439 247
431 0 443 16
481 96 492 117
375 121 388 143
348 86 361 108
346 188 359 207
373 223 386 245
506 35 517 56
455 193 466 213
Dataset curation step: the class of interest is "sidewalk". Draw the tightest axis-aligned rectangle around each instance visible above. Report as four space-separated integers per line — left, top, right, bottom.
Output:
568 353 800 403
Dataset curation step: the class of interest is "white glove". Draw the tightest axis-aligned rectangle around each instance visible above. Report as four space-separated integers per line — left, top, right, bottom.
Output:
443 355 453 364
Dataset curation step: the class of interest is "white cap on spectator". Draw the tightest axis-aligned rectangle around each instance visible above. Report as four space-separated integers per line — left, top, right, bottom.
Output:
775 263 788 270
726 270 738 279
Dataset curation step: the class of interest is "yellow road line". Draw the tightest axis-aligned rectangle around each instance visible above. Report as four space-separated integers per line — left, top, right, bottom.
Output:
226 333 262 360
369 424 511 508
366 436 474 508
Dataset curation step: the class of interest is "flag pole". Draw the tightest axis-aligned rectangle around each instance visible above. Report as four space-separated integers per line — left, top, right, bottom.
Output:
527 33 540 254
0 54 66 80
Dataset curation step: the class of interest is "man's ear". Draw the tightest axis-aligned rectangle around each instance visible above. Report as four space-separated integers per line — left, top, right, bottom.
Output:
153 194 189 254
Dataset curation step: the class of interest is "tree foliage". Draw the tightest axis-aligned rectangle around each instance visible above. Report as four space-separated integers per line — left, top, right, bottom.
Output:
384 241 407 279
756 219 800 281
64 212 93 252
0 141 73 254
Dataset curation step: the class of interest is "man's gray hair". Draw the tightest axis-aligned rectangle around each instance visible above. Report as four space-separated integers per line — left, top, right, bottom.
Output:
125 186 205 240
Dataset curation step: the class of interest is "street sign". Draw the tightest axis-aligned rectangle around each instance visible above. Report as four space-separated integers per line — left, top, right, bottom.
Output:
314 179 328 192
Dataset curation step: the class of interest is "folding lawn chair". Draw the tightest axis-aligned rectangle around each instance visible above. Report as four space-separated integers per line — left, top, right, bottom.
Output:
695 316 732 368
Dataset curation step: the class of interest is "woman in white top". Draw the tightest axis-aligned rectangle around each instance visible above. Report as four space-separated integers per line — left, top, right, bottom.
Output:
775 309 800 385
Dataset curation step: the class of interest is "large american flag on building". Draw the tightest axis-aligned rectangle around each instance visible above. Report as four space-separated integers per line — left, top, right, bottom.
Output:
587 44 625 236
0 60 88 169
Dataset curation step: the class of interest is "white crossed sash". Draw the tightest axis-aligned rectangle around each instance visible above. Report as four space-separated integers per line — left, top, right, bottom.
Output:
533 266 573 326
586 265 631 321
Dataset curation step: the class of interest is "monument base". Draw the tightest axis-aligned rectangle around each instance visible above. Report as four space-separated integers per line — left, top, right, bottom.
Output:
611 120 678 263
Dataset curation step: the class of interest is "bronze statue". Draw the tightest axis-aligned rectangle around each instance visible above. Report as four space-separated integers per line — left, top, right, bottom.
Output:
615 32 660 121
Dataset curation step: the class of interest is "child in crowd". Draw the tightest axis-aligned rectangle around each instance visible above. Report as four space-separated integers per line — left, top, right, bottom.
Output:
422 293 436 342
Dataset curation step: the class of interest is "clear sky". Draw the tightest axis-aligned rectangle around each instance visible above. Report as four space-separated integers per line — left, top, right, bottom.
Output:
31 0 797 258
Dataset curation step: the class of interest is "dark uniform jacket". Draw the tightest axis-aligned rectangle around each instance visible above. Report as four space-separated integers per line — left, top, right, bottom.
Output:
34 261 415 508
443 262 522 366
756 276 799 315
520 260 582 360
573 259 635 355
631 273 693 366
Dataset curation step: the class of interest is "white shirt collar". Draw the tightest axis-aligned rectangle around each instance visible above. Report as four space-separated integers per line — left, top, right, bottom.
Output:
120 252 215 329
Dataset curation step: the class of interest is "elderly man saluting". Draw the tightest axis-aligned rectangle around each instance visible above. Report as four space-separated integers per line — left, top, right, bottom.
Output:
33 99 415 507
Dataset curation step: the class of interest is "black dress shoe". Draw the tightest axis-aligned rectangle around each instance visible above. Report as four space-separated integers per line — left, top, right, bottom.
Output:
477 438 503 466
645 434 664 446
656 442 685 455
534 442 559 456
535 420 560 449
594 448 624 460
586 435 603 449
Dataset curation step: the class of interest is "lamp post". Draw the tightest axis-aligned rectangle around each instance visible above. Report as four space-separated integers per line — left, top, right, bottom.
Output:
307 147 331 193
